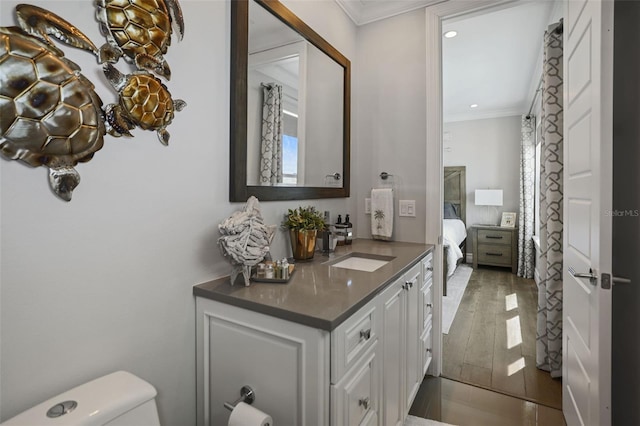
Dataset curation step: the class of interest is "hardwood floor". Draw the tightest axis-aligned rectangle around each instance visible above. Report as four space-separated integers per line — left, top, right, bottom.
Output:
409 376 566 426
441 266 563 409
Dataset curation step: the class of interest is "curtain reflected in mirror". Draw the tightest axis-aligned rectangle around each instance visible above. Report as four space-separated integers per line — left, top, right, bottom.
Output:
257 83 283 185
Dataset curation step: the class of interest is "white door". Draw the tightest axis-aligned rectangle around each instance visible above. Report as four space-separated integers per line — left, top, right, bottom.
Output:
563 0 613 425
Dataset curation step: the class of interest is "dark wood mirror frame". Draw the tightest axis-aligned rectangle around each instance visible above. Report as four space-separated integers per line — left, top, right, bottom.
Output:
230 0 351 202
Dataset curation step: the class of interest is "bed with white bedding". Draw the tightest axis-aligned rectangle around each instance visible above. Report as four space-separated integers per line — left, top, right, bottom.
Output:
444 218 467 277
443 166 467 296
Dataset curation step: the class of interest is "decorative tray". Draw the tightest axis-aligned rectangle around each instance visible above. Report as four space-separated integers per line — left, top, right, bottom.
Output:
250 267 295 284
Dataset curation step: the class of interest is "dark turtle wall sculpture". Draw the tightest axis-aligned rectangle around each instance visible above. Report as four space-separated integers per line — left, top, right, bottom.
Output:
0 5 106 201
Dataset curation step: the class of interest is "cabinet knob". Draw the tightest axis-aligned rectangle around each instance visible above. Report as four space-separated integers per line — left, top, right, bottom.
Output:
426 348 432 353
359 328 371 341
426 266 433 271
358 397 370 410
405 281 414 289
426 303 432 308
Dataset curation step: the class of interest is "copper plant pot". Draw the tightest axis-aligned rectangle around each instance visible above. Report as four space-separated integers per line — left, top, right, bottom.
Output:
289 229 318 261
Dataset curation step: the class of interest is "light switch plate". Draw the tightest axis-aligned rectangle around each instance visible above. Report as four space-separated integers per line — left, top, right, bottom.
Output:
365 198 371 214
399 200 416 217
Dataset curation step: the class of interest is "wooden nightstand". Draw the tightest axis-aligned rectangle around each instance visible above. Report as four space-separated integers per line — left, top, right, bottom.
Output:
471 225 518 273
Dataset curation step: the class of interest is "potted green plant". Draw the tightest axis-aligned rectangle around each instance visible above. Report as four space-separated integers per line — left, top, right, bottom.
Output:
284 206 326 260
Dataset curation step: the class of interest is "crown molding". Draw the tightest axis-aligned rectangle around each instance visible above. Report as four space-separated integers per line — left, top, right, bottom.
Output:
335 0 444 26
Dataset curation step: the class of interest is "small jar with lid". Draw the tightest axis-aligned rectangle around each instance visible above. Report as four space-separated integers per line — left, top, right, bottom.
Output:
256 263 267 279
264 261 274 279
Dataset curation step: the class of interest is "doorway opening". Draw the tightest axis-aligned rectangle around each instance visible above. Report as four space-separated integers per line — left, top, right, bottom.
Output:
439 0 562 409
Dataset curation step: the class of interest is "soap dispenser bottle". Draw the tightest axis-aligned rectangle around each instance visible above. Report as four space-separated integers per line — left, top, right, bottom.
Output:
335 214 346 246
344 214 353 245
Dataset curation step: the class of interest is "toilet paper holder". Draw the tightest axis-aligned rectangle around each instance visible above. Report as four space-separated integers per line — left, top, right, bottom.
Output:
223 385 255 411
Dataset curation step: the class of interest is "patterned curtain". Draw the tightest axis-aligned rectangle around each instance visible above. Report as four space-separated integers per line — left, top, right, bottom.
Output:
260 83 283 185
536 22 563 378
518 115 536 279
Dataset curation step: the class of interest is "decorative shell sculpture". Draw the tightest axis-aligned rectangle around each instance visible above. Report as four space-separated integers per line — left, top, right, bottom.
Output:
0 5 106 201
218 196 277 287
102 63 186 145
95 0 185 80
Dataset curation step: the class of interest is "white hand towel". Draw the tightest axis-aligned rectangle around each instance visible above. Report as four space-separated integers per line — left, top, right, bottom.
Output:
371 188 393 240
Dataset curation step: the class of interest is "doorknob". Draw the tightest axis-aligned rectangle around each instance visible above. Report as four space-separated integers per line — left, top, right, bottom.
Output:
568 266 597 285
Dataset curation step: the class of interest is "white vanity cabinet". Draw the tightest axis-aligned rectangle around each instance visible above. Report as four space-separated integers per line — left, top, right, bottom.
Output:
195 246 433 426
379 262 422 426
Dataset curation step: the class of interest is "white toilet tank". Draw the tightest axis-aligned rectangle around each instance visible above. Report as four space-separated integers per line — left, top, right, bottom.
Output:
1 371 160 426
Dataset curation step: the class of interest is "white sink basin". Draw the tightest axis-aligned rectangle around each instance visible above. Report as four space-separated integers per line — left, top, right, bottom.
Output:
330 253 395 272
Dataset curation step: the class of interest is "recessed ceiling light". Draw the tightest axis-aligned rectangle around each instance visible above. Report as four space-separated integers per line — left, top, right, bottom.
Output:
443 30 458 38
470 104 479 108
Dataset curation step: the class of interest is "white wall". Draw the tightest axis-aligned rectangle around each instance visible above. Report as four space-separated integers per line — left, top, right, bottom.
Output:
0 0 356 424
354 9 427 243
443 116 521 227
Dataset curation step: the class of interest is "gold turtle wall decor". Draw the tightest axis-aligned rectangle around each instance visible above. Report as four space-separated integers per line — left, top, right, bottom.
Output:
0 5 106 201
103 63 186 145
95 0 185 80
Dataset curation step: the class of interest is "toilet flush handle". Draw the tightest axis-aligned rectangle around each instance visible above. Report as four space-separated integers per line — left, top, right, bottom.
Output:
46 401 77 418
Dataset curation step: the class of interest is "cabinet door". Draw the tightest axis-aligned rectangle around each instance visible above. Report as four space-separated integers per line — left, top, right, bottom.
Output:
196 298 329 426
380 279 405 426
404 266 421 413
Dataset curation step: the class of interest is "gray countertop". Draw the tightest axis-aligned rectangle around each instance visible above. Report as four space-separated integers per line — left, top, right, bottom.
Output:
193 239 434 331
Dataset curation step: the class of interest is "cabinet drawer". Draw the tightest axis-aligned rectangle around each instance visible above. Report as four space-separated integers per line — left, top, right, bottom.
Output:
421 324 433 375
331 299 378 383
477 244 512 265
331 343 379 426
478 229 512 245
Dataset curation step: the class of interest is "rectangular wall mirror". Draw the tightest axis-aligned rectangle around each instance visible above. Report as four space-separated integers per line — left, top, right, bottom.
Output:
230 0 351 201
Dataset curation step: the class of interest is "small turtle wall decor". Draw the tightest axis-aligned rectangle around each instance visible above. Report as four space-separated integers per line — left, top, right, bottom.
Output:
103 63 186 145
0 5 107 201
95 0 185 80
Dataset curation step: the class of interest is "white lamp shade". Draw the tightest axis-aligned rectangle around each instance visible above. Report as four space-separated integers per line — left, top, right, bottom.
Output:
475 189 503 206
